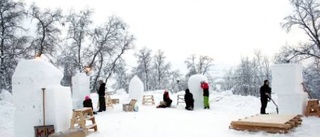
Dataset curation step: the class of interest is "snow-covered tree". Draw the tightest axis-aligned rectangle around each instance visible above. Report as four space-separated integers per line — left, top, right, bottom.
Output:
0 0 28 91
133 47 153 91
111 58 131 92
151 49 171 90
185 54 214 77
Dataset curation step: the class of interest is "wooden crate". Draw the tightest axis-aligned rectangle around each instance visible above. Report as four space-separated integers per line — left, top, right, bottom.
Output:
229 114 302 134
305 99 320 117
111 99 120 104
123 99 137 112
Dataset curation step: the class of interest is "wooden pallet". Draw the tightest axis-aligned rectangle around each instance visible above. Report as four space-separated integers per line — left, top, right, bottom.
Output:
230 114 302 134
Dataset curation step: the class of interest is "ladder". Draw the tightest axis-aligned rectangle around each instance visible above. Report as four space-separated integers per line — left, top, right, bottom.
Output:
70 108 98 134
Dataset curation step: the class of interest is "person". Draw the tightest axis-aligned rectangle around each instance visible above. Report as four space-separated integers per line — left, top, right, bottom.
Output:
83 95 97 114
156 90 172 108
200 81 210 109
97 80 106 112
260 80 271 114
184 88 194 110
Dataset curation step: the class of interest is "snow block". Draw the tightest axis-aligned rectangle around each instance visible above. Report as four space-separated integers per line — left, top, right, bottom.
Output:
129 75 144 102
277 92 308 115
12 59 72 137
188 74 208 108
72 73 90 109
271 64 303 94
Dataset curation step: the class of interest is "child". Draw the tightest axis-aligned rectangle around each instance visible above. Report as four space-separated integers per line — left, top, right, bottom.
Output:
200 81 210 109
156 90 172 108
83 95 97 114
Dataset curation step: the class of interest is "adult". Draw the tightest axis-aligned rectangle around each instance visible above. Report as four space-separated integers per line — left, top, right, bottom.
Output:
184 88 194 110
98 80 106 112
156 90 172 108
200 81 210 109
260 80 271 114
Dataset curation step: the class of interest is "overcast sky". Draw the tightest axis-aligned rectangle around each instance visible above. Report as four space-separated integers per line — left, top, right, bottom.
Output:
23 0 307 72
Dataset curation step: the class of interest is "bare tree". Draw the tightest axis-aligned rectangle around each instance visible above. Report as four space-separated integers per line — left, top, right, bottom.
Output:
29 4 63 60
88 16 134 92
66 9 93 72
0 0 28 91
185 54 214 77
281 0 320 61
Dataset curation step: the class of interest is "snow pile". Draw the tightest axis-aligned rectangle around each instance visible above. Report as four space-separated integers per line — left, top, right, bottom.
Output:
128 75 144 102
0 90 14 137
187 74 208 108
72 73 90 109
271 64 308 115
12 59 72 137
0 90 13 103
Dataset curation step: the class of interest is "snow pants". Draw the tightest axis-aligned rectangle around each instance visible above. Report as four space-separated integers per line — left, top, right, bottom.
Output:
203 96 209 107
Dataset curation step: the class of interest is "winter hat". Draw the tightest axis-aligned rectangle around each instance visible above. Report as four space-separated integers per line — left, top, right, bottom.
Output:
85 95 90 100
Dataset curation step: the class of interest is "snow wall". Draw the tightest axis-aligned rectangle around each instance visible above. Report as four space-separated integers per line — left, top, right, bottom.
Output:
12 59 72 137
188 74 208 108
72 73 90 109
271 64 308 115
128 75 144 102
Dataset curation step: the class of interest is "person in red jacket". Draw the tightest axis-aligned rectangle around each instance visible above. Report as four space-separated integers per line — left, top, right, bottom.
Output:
156 90 172 108
200 81 210 109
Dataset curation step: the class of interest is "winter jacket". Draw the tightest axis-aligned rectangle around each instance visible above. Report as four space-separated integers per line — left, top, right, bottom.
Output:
98 83 106 96
83 98 94 111
163 91 172 107
260 85 271 99
201 82 209 96
184 89 194 103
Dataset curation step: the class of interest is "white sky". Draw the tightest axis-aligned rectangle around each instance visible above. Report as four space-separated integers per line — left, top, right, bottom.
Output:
22 0 308 72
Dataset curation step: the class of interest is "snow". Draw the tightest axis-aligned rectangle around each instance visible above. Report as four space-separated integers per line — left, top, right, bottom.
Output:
271 64 308 115
1 88 320 137
72 73 90 109
187 74 208 108
128 75 144 102
11 59 72 137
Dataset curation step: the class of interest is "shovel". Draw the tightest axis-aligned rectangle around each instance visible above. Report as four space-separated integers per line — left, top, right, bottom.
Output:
267 94 279 114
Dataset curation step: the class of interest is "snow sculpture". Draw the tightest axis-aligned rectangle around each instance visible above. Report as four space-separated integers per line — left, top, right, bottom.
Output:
128 75 144 102
12 59 72 137
271 64 308 114
188 74 208 108
72 73 90 109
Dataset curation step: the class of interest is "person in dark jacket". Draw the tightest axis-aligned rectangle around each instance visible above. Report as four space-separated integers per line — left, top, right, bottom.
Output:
156 90 172 108
83 95 97 114
201 81 210 109
260 80 271 114
98 80 106 112
184 88 194 110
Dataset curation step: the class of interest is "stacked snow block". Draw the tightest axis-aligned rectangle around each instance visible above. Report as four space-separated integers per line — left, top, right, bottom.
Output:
72 73 90 109
271 64 308 115
12 59 73 137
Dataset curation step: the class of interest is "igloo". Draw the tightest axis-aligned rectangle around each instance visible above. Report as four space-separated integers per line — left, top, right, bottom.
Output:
12 59 72 137
128 75 144 102
188 74 208 108
72 73 90 109
271 64 308 115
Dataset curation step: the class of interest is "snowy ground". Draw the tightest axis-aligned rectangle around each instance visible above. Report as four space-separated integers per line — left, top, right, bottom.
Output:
1 90 320 137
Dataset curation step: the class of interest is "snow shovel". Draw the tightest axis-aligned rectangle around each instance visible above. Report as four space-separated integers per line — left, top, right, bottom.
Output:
267 94 279 114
